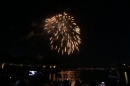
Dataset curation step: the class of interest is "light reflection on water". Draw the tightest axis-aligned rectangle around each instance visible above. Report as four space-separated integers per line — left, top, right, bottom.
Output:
58 71 81 86
58 71 81 81
49 70 108 82
49 71 81 86
49 70 129 85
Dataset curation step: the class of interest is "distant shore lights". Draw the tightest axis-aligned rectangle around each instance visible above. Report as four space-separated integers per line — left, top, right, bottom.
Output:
2 63 5 69
124 72 129 84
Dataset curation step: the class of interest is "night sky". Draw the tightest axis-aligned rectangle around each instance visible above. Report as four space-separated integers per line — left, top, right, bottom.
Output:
1 1 130 67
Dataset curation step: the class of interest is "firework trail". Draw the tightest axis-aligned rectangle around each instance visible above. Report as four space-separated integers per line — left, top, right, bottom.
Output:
44 12 81 55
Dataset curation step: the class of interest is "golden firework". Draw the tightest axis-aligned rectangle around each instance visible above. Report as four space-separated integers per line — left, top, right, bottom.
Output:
44 12 81 55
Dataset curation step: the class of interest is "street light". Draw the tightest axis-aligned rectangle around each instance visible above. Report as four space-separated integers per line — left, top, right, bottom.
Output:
43 65 46 68
50 66 52 68
54 65 56 68
2 63 5 69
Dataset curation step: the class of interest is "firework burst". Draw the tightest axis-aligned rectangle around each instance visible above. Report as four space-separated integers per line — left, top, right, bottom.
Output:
44 12 81 55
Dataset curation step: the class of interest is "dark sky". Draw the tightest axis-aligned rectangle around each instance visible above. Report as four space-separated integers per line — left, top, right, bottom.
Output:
1 0 130 67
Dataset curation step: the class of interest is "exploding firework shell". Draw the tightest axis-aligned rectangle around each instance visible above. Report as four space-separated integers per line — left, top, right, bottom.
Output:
44 12 81 55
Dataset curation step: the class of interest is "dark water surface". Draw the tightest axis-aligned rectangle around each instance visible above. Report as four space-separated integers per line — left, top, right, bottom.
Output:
49 70 109 82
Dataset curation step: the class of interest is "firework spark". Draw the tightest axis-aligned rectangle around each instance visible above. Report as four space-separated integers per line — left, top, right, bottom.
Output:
44 12 81 55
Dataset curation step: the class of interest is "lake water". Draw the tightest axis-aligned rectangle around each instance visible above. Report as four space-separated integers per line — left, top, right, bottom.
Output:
49 70 109 83
48 70 129 85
